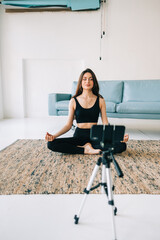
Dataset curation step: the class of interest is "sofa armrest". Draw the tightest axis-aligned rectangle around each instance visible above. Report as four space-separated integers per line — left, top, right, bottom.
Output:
48 93 71 116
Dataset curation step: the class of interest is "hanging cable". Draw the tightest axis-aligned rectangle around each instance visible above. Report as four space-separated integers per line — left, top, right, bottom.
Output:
100 0 104 39
100 0 103 60
99 0 106 60
103 0 106 36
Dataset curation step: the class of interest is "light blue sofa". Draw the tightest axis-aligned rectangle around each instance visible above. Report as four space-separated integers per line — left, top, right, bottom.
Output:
48 80 160 119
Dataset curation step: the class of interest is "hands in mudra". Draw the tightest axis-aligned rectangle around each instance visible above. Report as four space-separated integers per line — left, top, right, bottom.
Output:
45 132 55 142
122 134 129 143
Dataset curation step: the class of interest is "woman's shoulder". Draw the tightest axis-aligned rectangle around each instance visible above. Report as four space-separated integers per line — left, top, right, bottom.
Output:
99 96 105 107
69 97 76 108
70 97 76 103
98 94 104 99
99 95 104 101
68 98 76 118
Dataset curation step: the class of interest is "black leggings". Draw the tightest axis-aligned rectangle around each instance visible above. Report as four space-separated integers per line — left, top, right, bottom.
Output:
47 127 126 154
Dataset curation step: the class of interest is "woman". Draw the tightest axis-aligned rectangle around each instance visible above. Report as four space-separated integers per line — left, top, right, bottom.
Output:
45 68 129 154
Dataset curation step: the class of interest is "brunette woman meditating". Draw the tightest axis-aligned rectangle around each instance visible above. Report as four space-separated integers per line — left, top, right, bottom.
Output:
45 68 129 154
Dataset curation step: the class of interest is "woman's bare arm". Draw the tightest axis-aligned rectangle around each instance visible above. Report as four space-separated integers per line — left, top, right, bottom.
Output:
45 98 75 141
100 97 109 125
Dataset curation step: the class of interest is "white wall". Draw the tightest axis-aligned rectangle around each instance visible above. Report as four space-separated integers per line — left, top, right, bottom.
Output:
0 70 3 119
23 59 84 117
0 68 3 119
0 6 4 119
1 0 160 118
0 53 3 119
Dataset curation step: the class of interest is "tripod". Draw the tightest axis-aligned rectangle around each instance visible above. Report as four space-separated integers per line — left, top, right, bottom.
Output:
74 125 125 240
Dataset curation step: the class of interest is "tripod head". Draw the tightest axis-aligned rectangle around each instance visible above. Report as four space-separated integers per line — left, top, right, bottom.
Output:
90 125 125 178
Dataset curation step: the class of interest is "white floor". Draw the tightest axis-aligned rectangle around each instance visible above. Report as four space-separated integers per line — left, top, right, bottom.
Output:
0 117 160 240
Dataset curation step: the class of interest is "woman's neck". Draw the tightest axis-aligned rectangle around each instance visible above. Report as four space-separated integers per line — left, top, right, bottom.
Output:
81 90 94 98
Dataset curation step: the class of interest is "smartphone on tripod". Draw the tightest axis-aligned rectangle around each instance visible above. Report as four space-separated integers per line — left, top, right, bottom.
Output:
90 125 125 149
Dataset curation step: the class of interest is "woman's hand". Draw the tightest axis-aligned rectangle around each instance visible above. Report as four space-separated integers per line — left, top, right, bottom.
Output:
45 132 55 142
121 134 129 143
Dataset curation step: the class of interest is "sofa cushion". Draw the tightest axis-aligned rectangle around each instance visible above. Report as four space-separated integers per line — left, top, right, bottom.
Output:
105 102 116 113
57 111 68 116
116 102 160 114
56 100 70 111
123 80 160 102
99 81 123 103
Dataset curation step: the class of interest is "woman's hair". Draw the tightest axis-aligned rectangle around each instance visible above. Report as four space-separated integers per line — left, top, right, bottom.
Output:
72 68 102 98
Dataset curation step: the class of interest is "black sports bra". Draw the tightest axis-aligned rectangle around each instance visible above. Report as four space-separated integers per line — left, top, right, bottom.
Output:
74 96 100 123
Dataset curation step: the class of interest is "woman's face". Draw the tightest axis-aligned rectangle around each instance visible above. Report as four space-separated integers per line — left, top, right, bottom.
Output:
81 72 94 91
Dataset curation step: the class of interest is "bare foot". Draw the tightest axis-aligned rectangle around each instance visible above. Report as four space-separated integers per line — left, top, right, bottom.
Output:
83 143 101 155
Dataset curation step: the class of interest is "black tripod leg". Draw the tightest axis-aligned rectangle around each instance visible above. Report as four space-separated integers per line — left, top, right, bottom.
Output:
114 207 117 216
74 157 102 224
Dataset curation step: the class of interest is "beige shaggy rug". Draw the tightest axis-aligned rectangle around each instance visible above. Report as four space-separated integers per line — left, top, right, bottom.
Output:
0 139 160 195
